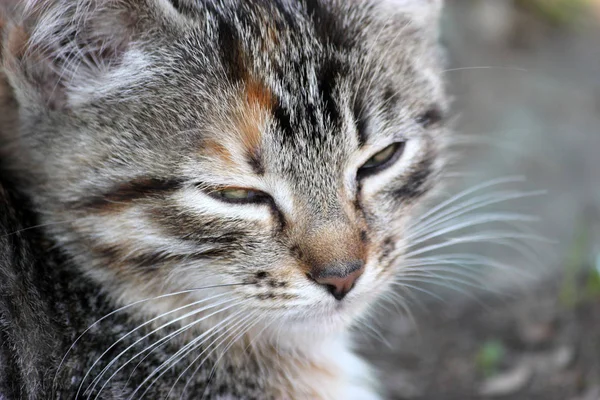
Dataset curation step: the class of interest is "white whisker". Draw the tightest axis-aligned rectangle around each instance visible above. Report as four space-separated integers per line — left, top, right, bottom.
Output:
164 311 258 399
355 319 392 348
408 213 540 246
407 190 545 240
80 292 230 398
443 66 528 73
129 307 249 400
406 176 527 232
55 283 249 393
403 231 551 259
193 313 268 400
389 282 445 303
393 277 485 307
104 302 244 395
88 298 242 400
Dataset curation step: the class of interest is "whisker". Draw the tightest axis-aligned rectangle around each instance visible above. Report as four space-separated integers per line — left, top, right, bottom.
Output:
54 283 249 392
400 261 533 293
2 219 77 237
174 312 259 399
184 312 264 400
87 298 242 400
406 176 527 232
144 312 252 399
443 66 528 73
404 253 536 279
355 319 392 348
198 314 266 400
402 263 486 280
407 213 541 246
387 288 418 314
389 282 446 303
407 190 545 240
80 292 231 397
487 238 549 273
129 307 249 400
403 231 552 259
399 269 492 293
174 312 254 400
392 277 486 307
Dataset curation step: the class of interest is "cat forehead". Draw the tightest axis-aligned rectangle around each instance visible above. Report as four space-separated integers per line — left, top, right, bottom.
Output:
168 0 443 173
191 2 438 125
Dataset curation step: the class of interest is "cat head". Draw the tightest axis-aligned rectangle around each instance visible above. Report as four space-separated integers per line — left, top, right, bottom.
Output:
1 0 447 334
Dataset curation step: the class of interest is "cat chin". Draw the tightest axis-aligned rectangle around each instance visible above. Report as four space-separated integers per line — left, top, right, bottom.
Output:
258 319 351 348
262 304 364 339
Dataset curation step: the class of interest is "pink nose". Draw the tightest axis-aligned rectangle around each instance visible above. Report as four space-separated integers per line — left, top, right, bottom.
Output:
307 261 365 300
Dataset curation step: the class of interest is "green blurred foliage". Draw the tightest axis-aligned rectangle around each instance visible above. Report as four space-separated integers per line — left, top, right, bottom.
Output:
559 221 600 308
560 221 588 308
584 260 600 299
516 0 591 26
476 339 506 377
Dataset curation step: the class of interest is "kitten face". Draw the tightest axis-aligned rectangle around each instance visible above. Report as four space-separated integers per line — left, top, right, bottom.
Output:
1 0 447 333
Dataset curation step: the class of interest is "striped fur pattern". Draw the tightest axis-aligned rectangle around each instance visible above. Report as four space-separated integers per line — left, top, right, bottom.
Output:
0 0 447 398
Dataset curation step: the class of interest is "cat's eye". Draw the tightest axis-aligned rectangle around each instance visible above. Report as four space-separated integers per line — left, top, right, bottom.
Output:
358 142 406 179
209 187 270 204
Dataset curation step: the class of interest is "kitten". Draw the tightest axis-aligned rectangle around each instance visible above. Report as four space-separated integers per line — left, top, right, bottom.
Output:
0 0 447 398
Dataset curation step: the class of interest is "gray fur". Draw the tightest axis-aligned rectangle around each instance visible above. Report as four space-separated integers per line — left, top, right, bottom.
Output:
0 0 448 398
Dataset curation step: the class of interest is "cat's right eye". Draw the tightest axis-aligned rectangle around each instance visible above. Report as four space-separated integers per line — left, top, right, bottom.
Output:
209 187 271 204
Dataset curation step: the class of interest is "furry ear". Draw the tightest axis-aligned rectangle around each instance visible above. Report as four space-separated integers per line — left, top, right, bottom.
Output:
1 0 169 110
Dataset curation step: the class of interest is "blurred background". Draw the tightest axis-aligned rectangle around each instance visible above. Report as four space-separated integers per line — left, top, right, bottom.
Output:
360 1 600 399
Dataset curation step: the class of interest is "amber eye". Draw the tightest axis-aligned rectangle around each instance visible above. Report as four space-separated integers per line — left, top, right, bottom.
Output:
358 142 405 179
210 188 269 204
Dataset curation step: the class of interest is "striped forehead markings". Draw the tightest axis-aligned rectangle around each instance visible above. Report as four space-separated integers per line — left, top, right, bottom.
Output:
235 77 274 175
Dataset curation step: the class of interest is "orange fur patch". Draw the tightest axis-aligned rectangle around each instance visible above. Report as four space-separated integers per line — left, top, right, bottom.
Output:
234 78 273 155
203 138 235 166
203 79 272 169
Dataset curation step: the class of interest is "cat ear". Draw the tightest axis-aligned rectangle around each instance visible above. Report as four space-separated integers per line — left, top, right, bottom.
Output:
1 0 177 110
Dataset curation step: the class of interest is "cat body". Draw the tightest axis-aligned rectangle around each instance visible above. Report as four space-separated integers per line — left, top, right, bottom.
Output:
0 0 447 398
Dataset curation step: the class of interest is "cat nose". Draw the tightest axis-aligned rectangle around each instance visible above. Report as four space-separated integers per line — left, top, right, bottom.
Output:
307 261 365 301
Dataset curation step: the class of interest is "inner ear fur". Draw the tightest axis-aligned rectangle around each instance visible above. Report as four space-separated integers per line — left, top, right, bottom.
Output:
0 0 181 110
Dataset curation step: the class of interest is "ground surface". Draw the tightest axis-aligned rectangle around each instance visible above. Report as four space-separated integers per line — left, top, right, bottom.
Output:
361 281 600 400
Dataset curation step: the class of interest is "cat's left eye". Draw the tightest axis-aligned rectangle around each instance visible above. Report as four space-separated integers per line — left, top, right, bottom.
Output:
210 187 269 204
358 142 406 179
